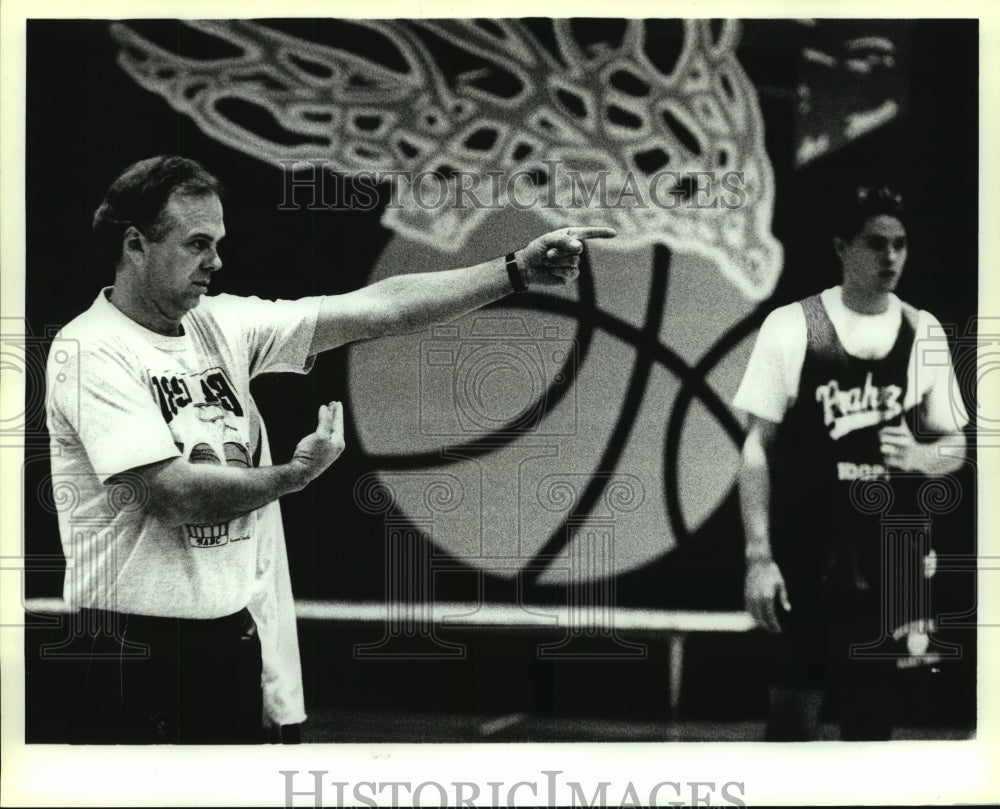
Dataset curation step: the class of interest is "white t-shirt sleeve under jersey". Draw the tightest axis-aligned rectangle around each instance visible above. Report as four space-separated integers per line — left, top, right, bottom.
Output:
910 309 970 433
49 345 181 484
221 294 324 378
732 304 807 423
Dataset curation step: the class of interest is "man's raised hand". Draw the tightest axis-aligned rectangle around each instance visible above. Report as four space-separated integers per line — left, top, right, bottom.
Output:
518 226 617 287
290 401 346 487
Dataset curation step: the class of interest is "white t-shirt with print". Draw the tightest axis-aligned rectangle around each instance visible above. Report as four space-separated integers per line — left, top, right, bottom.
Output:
46 288 323 725
733 286 968 433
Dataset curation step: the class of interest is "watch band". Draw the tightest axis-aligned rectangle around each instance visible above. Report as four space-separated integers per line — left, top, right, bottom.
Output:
505 251 528 292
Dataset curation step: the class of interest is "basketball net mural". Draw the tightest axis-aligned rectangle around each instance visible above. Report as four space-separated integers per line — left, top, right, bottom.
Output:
111 19 780 591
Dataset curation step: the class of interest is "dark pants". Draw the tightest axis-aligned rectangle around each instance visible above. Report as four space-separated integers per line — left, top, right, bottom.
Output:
75 608 264 744
766 587 898 741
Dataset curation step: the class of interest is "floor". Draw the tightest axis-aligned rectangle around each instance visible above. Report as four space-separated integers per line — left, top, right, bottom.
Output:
300 709 974 743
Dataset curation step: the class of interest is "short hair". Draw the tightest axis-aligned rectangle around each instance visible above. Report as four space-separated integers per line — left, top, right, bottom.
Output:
92 156 223 267
833 185 906 241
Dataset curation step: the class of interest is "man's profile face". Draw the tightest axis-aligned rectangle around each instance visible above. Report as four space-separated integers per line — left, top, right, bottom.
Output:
836 214 908 297
138 192 226 320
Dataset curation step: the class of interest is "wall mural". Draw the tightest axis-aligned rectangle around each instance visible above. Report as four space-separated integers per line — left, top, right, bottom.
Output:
112 19 781 294
108 18 780 600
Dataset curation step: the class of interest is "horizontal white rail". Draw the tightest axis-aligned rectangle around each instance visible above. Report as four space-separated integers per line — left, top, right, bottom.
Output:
295 600 756 633
21 598 757 719
22 598 755 633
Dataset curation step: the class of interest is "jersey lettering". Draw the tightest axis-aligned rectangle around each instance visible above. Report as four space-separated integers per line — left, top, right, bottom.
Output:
151 368 250 548
187 522 229 547
815 371 902 439
836 461 890 482
150 367 243 424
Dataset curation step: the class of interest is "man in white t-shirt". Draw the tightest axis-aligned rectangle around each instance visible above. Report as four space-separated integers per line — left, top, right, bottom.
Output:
45 155 616 743
733 186 967 740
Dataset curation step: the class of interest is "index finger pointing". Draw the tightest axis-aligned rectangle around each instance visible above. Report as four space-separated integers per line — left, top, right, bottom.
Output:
566 226 618 241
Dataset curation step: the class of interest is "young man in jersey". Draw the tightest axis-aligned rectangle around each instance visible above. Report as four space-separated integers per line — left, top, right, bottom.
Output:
45 155 615 743
734 186 967 740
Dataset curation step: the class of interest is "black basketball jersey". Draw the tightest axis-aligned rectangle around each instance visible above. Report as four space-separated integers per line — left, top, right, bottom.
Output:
771 293 919 591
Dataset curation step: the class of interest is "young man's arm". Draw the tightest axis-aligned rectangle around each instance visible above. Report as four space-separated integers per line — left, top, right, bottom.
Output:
879 308 969 475
739 415 791 633
878 420 966 475
124 401 345 528
308 226 616 353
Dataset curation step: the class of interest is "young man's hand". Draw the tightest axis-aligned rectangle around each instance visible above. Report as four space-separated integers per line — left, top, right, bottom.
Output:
745 558 791 633
878 420 928 472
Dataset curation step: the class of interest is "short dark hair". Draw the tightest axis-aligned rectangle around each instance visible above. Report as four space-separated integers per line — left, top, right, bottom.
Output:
92 156 223 267
833 185 906 241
